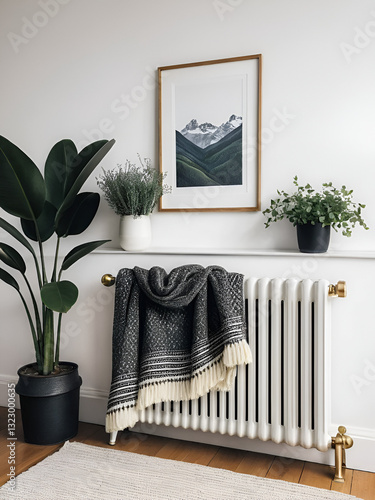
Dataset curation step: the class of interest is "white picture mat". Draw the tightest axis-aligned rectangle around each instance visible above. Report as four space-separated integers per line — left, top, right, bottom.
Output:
159 57 260 211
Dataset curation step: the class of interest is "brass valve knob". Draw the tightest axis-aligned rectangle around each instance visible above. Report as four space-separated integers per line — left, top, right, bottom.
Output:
328 281 347 298
101 274 115 287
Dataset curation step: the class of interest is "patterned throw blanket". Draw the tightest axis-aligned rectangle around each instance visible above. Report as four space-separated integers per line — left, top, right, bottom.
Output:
106 265 252 432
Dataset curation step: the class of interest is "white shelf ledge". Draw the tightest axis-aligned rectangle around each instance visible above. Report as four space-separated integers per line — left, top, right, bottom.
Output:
94 247 375 260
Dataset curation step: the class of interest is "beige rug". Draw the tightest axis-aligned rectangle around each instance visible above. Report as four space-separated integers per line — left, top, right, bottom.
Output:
0 441 356 500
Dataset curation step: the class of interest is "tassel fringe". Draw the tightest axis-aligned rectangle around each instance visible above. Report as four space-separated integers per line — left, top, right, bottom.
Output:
106 339 252 433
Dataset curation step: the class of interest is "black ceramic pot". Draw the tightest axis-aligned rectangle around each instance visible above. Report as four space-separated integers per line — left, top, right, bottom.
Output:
15 362 82 445
296 222 331 253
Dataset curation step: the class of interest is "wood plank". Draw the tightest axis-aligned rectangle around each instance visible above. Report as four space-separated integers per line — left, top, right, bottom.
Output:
111 432 170 457
0 420 102 486
82 426 145 452
1 405 375 497
0 440 61 486
235 451 274 477
156 439 219 465
79 423 116 448
71 421 104 443
179 441 219 466
266 456 304 483
299 462 333 490
155 438 195 460
73 424 173 459
207 447 247 472
351 469 375 500
330 468 353 495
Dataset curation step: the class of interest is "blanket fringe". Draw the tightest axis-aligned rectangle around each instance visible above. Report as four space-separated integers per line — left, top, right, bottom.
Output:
106 339 252 433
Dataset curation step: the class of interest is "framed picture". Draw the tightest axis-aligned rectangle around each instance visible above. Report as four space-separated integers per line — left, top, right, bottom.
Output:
158 54 262 212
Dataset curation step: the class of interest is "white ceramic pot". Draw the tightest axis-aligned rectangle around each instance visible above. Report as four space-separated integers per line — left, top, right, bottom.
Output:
119 215 152 251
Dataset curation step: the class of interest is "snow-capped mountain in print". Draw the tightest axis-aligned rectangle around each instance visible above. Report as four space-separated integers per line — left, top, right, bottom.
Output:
176 123 243 187
180 114 242 149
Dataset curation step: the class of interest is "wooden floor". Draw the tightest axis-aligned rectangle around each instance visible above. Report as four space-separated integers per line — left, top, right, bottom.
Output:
1 407 374 499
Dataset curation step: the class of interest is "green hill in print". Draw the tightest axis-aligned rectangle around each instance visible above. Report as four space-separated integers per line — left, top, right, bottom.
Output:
176 125 243 187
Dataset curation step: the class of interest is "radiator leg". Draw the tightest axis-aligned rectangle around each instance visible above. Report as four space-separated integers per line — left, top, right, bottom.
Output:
332 426 353 483
109 431 118 446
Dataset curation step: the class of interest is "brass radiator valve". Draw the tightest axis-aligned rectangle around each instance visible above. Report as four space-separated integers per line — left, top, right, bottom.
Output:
331 426 353 482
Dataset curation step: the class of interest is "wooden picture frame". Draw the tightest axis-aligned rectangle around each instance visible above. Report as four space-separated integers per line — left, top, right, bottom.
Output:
158 54 262 212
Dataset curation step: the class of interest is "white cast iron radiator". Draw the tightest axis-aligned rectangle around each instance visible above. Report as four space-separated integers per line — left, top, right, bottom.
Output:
136 277 332 452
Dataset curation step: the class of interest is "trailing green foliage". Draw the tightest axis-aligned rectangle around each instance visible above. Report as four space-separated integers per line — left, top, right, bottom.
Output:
263 176 369 237
0 135 115 374
97 155 170 217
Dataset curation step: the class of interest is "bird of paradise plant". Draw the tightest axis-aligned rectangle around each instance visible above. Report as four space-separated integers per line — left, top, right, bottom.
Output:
0 135 115 375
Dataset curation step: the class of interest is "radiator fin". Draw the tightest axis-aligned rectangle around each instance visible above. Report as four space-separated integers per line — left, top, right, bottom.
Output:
138 278 331 452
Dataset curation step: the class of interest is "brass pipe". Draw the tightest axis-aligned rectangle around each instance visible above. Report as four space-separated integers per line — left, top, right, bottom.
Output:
331 426 353 482
102 275 347 298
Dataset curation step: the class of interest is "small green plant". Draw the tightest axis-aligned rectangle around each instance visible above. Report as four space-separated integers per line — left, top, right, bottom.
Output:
263 176 368 236
97 156 171 217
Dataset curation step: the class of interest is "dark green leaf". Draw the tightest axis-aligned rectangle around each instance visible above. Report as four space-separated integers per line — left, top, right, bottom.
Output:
0 217 36 256
66 141 107 193
44 139 77 210
41 281 78 313
55 139 115 224
0 243 26 273
55 192 100 237
0 268 20 290
61 240 110 272
0 135 45 219
21 201 57 242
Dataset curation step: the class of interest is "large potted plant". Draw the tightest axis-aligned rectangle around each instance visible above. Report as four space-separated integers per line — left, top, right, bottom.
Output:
263 176 368 252
0 134 115 444
97 155 170 251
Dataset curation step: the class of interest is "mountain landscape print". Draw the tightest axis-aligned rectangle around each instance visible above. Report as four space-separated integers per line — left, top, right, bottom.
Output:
176 114 243 188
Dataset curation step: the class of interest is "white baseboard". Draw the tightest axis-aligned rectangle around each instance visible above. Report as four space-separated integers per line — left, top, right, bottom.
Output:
131 422 375 474
0 374 20 408
1 375 374 473
79 387 108 426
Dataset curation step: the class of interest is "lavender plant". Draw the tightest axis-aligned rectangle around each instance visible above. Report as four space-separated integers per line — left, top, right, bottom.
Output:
97 155 170 217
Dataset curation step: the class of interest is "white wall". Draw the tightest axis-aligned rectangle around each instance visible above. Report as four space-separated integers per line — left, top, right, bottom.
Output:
1 0 375 472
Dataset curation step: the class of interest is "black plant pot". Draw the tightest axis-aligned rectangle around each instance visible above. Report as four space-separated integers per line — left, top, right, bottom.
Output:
15 362 82 445
296 222 331 253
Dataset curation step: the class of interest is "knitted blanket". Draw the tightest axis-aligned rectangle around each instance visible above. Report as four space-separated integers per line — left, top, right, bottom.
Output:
106 265 252 432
